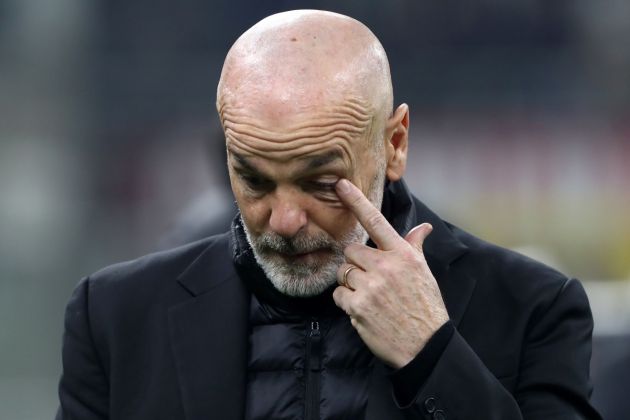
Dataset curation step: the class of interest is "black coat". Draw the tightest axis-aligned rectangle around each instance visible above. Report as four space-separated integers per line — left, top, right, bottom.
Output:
56 180 600 419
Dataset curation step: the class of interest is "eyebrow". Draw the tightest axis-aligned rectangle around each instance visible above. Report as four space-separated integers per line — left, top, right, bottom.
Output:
297 150 344 172
229 150 344 174
230 151 259 173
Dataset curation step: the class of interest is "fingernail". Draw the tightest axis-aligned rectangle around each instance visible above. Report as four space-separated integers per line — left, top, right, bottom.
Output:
336 179 351 193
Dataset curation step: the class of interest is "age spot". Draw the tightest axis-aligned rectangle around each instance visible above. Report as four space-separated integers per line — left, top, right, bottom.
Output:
290 37 297 42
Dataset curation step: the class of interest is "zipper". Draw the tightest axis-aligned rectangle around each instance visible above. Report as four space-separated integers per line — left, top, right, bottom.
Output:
304 319 321 420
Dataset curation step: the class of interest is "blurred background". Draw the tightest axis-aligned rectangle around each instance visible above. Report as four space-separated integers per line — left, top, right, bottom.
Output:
1 1 628 418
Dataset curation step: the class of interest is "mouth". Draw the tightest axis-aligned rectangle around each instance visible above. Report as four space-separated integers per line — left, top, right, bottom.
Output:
276 248 331 263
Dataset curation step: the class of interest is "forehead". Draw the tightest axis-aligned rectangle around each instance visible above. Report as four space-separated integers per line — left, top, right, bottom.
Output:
220 95 375 163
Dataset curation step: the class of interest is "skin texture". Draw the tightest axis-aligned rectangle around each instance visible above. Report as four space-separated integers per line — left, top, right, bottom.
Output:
216 10 449 369
333 180 449 369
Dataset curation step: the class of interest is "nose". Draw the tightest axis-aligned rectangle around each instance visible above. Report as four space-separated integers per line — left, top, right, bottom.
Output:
268 197 308 238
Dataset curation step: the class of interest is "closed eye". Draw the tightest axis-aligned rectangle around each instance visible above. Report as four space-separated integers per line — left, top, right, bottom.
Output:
303 179 342 205
304 181 337 193
238 173 274 192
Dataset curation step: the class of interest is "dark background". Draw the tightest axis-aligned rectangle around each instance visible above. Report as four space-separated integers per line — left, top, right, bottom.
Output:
1 1 628 418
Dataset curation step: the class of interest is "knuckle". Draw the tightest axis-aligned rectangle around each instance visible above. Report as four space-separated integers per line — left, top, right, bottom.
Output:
368 279 388 296
350 317 359 328
374 257 388 272
332 287 343 302
352 295 368 314
344 243 361 256
401 247 421 263
365 212 382 231
346 300 358 316
410 241 425 255
349 193 364 209
365 279 381 294
333 288 350 312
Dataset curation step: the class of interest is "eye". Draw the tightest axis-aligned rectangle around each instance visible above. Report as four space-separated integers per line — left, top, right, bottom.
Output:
303 178 341 203
239 173 273 191
305 181 337 193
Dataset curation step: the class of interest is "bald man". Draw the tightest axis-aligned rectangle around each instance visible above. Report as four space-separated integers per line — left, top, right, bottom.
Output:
57 10 600 420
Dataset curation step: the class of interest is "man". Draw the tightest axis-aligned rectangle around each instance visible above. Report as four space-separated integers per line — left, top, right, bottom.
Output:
57 10 601 420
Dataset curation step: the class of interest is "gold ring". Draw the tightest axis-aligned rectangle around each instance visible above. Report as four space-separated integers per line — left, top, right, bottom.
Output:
342 265 358 290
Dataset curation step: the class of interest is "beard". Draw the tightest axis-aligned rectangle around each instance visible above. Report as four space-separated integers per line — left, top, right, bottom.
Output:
242 166 387 297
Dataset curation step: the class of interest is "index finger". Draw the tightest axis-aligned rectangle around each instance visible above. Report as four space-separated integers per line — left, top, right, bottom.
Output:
335 178 402 250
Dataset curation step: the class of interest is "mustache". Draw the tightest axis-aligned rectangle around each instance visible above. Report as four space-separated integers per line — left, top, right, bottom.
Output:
254 231 336 255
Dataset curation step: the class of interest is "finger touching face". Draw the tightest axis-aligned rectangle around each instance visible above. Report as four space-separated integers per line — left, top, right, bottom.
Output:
335 178 401 250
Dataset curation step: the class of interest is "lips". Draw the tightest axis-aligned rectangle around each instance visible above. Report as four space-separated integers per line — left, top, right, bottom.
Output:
278 248 330 261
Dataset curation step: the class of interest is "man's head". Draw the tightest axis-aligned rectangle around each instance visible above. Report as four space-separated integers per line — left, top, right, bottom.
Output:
217 10 410 297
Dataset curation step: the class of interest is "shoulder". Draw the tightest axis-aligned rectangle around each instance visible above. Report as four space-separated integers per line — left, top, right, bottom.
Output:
446 221 586 312
82 232 232 303
63 233 235 347
406 189 580 311
439 222 594 379
450 222 566 281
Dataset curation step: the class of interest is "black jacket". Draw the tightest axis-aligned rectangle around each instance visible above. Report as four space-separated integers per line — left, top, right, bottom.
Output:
57 180 601 419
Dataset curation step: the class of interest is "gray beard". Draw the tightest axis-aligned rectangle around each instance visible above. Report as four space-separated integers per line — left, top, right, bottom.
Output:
242 169 386 297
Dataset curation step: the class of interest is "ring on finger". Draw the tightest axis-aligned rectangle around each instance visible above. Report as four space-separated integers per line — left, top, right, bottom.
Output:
342 265 359 291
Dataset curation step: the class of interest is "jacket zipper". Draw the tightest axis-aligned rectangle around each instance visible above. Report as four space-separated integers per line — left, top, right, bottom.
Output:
304 319 321 420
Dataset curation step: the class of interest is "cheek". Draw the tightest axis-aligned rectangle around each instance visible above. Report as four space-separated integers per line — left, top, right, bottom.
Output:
307 199 358 240
232 184 358 240
353 168 376 197
232 188 268 231
238 204 269 238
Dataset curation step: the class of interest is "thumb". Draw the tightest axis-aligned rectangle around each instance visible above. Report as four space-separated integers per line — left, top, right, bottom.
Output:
404 223 433 252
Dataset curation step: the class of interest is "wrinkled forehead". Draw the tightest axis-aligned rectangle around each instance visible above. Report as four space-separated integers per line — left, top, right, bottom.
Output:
219 93 375 163
219 84 371 124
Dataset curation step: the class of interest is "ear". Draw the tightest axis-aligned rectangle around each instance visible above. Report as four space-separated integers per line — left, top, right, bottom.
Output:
384 103 409 181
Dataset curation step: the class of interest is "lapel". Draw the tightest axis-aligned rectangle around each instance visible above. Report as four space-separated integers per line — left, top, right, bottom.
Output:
168 234 249 420
383 180 476 327
366 181 477 418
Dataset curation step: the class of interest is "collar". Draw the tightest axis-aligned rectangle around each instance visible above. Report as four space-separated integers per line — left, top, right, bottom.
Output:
381 179 468 266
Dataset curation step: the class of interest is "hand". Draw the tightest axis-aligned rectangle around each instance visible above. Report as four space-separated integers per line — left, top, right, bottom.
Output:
332 179 450 369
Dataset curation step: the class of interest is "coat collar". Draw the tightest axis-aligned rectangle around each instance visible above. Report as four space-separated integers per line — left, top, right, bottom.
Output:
168 179 477 419
364 180 477 419
169 234 249 420
381 179 475 326
381 179 468 266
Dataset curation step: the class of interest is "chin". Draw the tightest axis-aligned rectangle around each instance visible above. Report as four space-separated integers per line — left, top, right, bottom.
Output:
259 255 340 297
271 275 336 297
